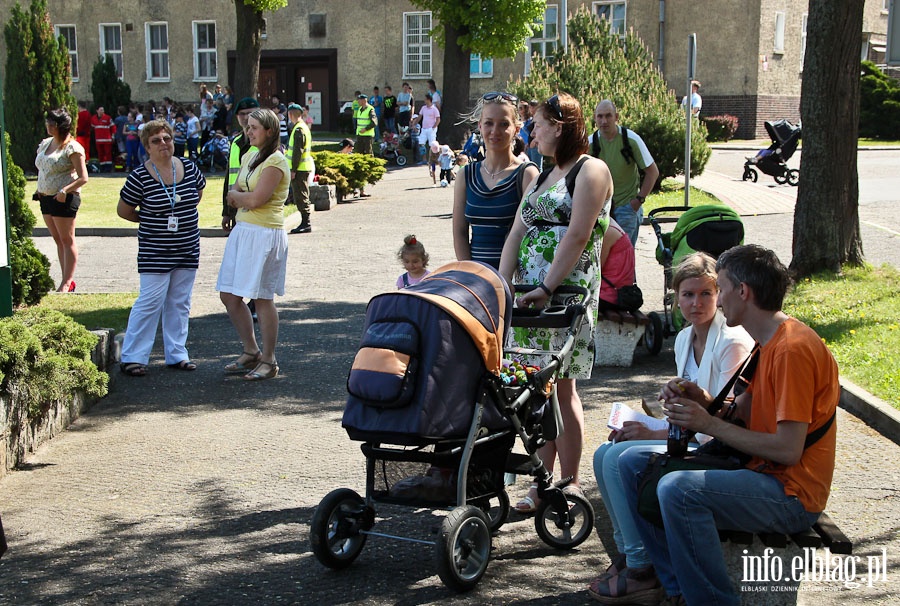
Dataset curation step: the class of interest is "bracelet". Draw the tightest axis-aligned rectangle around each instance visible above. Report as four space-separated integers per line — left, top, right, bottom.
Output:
537 282 553 297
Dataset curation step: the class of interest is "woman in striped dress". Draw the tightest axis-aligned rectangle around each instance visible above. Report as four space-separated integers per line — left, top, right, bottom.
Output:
117 120 207 376
452 92 539 269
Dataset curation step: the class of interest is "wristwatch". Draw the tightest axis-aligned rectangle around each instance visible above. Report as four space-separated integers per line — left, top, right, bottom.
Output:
635 195 645 203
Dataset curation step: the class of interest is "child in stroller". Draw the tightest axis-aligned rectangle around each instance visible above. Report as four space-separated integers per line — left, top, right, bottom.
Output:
379 130 408 166
199 130 229 172
742 119 801 186
311 261 596 591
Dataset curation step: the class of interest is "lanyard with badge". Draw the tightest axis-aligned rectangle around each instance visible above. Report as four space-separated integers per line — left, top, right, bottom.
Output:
151 160 180 231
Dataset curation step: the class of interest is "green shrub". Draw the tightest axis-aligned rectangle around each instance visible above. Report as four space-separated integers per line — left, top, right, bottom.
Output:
508 7 710 183
702 115 739 142
0 307 108 418
859 60 900 140
315 166 350 197
313 151 387 198
90 54 131 115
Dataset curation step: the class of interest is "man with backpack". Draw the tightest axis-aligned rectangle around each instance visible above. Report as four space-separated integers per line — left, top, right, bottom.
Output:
589 99 660 245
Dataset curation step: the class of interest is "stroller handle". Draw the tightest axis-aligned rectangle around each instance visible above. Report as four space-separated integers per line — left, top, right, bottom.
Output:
511 284 590 329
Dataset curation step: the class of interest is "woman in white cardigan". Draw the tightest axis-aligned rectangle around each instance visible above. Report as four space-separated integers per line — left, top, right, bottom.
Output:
588 252 755 602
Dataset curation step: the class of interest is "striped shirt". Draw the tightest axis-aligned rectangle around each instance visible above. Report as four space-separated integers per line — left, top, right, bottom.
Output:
120 159 206 273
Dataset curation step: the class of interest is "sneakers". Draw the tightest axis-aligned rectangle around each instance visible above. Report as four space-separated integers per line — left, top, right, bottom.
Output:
290 222 312 234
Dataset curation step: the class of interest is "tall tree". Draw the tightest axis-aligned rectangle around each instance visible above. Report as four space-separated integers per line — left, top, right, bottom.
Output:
90 54 131 114
233 0 288 101
791 0 865 276
410 0 547 147
3 0 75 169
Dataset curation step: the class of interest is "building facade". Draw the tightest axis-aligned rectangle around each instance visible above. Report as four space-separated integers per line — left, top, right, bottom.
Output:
0 0 889 137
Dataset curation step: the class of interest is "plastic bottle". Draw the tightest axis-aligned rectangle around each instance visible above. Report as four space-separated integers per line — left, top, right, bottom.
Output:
667 422 689 457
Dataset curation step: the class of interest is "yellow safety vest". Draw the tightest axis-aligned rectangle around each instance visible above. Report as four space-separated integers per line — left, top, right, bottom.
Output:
228 134 258 188
285 121 313 171
355 106 376 137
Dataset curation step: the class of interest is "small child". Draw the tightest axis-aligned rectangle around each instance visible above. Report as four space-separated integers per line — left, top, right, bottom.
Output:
438 144 454 185
396 234 430 289
428 141 440 185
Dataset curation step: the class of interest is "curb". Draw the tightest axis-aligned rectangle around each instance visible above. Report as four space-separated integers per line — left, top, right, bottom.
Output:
839 378 900 447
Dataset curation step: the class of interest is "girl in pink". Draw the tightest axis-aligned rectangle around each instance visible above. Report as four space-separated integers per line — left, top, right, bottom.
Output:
396 235 431 288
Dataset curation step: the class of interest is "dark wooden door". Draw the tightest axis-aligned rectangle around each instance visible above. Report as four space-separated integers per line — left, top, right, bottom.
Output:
258 68 278 105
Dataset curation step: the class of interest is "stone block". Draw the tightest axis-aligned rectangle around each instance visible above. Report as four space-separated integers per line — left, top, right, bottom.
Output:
594 319 644 367
310 183 335 211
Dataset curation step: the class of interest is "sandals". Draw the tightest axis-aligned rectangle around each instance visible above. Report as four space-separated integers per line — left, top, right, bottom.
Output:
225 351 261 373
167 360 197 371
514 484 540 514
587 565 663 605
243 359 279 381
120 362 147 377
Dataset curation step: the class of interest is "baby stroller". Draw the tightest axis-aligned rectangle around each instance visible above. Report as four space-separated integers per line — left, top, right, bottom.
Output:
379 131 408 166
643 205 744 355
742 119 801 186
311 261 595 591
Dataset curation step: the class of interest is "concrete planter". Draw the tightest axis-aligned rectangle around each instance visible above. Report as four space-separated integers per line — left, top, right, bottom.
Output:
310 184 336 211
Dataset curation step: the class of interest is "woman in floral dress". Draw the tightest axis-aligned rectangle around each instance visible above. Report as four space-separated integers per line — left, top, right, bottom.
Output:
499 92 613 512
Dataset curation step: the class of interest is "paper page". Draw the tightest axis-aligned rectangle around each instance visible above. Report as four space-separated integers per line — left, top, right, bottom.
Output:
607 401 669 432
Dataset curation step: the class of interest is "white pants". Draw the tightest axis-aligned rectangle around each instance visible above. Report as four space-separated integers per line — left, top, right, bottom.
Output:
121 268 197 365
422 127 438 146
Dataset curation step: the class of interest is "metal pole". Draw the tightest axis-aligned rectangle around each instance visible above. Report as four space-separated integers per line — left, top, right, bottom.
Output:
0 66 13 317
684 34 697 207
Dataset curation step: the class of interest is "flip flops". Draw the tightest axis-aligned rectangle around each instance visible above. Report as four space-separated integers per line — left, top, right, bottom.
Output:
120 362 147 377
167 360 197 371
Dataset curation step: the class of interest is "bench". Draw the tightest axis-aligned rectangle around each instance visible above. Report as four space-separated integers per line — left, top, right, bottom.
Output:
594 309 650 367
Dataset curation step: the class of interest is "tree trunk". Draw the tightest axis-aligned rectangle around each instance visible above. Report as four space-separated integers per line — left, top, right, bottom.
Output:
437 22 471 149
791 0 865 277
232 1 264 102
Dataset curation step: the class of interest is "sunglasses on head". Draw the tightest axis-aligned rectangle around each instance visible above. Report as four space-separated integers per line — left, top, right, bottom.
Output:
546 95 564 121
482 91 519 104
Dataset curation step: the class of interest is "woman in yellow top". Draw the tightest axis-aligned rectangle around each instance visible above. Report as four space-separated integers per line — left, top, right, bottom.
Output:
218 108 290 381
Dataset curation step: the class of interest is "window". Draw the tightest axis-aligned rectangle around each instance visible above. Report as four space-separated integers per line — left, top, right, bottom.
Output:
774 12 786 53
99 23 123 78
403 12 432 78
309 14 326 38
530 5 559 61
146 22 169 80
800 14 808 71
193 21 217 81
55 25 78 80
593 1 627 37
470 54 493 78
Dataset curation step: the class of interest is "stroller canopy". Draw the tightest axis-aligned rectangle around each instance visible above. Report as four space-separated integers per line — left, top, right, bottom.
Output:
670 205 744 262
405 261 511 374
764 119 801 160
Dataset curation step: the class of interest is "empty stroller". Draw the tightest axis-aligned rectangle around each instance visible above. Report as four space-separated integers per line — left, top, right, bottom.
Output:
311 261 595 591
742 119 801 186
379 131 408 166
643 205 744 355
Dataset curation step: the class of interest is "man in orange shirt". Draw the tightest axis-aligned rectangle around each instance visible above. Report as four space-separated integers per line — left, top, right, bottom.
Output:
614 245 839 606
91 106 116 172
75 100 92 157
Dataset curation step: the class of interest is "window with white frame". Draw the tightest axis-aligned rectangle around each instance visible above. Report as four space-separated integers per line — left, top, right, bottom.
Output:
146 22 169 80
593 1 627 37
800 14 808 70
193 21 217 81
404 12 432 78
774 12 786 53
529 5 559 60
99 23 123 78
470 54 493 78
55 25 78 80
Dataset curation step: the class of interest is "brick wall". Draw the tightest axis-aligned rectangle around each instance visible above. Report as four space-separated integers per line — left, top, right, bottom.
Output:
702 95 800 139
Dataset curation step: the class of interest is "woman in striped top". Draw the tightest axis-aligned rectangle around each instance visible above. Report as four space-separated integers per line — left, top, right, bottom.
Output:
117 120 207 376
452 92 539 269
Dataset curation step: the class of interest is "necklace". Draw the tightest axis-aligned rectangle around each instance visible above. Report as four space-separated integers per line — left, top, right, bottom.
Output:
482 159 515 180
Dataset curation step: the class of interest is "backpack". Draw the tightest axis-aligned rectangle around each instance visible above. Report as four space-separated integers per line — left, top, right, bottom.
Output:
591 127 645 180
533 156 589 200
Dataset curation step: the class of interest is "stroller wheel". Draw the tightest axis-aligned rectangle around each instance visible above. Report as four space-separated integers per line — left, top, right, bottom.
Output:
435 506 492 592
475 489 510 533
774 171 789 185
534 490 594 550
395 154 408 166
643 312 665 356
787 168 800 186
310 488 369 569
742 168 758 183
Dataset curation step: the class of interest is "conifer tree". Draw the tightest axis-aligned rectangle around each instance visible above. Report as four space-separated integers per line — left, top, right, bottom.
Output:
90 55 131 114
508 8 709 183
3 0 76 169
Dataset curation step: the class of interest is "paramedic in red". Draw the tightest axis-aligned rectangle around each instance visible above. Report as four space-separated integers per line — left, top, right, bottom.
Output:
91 106 116 172
76 100 92 156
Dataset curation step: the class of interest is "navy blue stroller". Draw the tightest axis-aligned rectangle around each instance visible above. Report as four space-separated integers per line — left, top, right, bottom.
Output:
311 261 595 591
742 119 801 186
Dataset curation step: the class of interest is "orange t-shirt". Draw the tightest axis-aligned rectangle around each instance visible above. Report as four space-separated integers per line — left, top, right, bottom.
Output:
746 318 839 513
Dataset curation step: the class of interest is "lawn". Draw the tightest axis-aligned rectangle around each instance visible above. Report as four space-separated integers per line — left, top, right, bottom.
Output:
784 264 900 408
644 179 720 214
39 292 137 332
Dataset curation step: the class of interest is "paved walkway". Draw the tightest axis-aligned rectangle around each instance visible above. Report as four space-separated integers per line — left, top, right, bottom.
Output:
2 161 899 605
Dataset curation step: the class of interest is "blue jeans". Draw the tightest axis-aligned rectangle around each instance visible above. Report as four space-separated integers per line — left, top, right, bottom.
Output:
618 445 821 605
612 203 643 246
593 440 666 569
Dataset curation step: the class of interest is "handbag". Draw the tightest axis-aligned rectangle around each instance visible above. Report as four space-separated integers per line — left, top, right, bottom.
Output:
601 275 643 311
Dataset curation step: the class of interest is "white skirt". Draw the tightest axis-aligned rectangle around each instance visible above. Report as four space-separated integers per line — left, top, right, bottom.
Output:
216 221 288 299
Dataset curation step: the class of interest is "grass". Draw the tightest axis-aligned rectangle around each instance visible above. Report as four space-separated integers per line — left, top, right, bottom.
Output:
28 174 295 229
644 178 721 214
38 292 137 332
784 264 900 408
